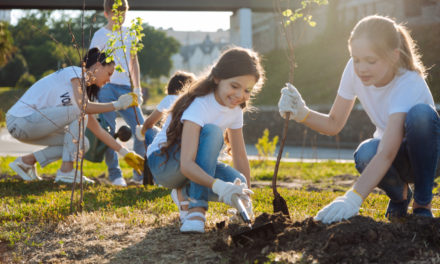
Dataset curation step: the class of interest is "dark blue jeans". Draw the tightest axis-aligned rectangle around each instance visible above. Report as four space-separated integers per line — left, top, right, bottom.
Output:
98 83 145 181
147 124 246 210
354 104 439 206
145 126 160 147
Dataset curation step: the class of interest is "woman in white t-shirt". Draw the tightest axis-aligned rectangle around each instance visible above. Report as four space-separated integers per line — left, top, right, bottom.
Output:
279 15 438 223
7 48 143 184
147 47 265 233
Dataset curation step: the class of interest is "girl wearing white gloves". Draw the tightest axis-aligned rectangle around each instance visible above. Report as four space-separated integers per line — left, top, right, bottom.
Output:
278 15 437 223
146 47 265 233
7 48 142 184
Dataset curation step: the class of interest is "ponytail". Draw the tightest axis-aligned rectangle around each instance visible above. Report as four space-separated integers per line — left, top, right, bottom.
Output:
81 48 114 101
396 25 426 78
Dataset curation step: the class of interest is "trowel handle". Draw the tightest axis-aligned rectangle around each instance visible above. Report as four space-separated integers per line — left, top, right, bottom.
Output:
231 194 251 224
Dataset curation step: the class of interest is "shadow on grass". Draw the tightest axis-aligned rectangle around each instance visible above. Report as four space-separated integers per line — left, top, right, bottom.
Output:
0 177 170 211
82 187 170 210
107 221 227 263
0 178 73 198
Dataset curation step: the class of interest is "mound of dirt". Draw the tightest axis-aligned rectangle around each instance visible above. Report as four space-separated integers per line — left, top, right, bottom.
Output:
214 213 440 263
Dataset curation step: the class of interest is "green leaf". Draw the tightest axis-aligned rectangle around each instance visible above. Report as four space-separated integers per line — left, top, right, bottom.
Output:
282 9 292 17
115 65 125 73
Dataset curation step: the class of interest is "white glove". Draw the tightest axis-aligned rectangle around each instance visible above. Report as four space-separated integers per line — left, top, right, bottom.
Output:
212 179 253 207
233 177 252 207
135 125 145 141
112 92 138 110
133 87 144 105
227 202 255 223
278 83 310 122
314 189 363 224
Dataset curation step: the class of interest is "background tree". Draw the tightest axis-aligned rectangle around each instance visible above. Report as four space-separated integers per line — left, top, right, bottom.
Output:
0 53 28 87
50 11 107 47
0 22 16 67
138 24 180 79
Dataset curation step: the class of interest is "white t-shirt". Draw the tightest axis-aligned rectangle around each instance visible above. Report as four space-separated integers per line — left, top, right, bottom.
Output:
90 27 133 86
147 92 243 157
156 95 179 112
338 59 435 138
7 66 81 117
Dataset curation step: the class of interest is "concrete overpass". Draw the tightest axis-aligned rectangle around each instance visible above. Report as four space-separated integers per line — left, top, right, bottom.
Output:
0 0 293 49
0 0 286 12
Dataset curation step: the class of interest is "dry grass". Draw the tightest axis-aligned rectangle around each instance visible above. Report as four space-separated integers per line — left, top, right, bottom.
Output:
10 210 231 264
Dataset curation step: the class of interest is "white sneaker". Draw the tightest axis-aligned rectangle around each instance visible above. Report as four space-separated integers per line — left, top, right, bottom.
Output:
128 178 142 185
180 212 206 234
55 170 95 184
111 177 127 187
9 157 41 181
171 189 189 221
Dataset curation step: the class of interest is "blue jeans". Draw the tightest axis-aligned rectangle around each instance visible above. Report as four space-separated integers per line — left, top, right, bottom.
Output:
147 124 246 210
98 83 145 181
354 104 439 206
145 126 160 147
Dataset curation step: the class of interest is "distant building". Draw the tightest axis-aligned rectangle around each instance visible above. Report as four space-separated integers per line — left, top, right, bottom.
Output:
163 30 230 75
0 10 11 23
252 0 440 53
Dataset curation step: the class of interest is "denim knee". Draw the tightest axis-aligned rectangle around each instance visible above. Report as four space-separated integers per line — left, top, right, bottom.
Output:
200 124 223 146
145 127 160 146
354 138 379 173
406 104 438 137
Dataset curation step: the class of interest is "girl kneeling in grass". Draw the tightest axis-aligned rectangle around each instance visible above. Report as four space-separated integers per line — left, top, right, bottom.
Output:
279 15 437 223
147 47 265 233
7 48 143 184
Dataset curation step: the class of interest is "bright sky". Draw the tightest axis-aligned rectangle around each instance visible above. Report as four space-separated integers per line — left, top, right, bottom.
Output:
10 10 232 32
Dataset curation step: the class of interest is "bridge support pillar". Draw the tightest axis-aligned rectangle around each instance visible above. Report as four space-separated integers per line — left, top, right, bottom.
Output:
230 8 252 48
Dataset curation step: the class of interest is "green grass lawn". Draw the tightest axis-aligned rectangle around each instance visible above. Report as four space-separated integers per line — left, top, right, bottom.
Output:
1 156 439 262
0 156 358 183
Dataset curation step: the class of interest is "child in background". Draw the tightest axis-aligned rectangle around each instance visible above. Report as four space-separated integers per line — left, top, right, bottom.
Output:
146 47 265 233
135 71 196 144
278 15 437 223
7 48 143 183
90 0 144 186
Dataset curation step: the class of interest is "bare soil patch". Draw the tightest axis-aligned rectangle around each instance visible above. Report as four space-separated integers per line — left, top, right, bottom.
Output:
10 212 229 264
214 213 440 263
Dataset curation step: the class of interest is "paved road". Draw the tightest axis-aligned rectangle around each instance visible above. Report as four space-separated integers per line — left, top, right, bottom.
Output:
0 118 355 162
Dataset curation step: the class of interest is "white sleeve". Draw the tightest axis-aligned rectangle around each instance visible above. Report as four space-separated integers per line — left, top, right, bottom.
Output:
157 96 171 112
389 74 430 114
66 67 81 81
229 109 243 129
89 30 106 50
337 59 357 100
181 100 205 127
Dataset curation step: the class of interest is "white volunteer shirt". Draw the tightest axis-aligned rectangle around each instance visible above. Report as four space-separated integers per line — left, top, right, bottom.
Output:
147 92 243 157
337 59 434 139
7 66 81 117
156 95 179 112
90 27 133 86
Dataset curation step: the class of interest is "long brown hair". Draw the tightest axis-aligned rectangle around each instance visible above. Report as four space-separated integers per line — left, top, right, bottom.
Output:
348 15 426 78
160 47 265 161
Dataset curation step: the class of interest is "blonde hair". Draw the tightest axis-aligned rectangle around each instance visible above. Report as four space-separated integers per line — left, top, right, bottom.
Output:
348 15 426 78
103 0 128 14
